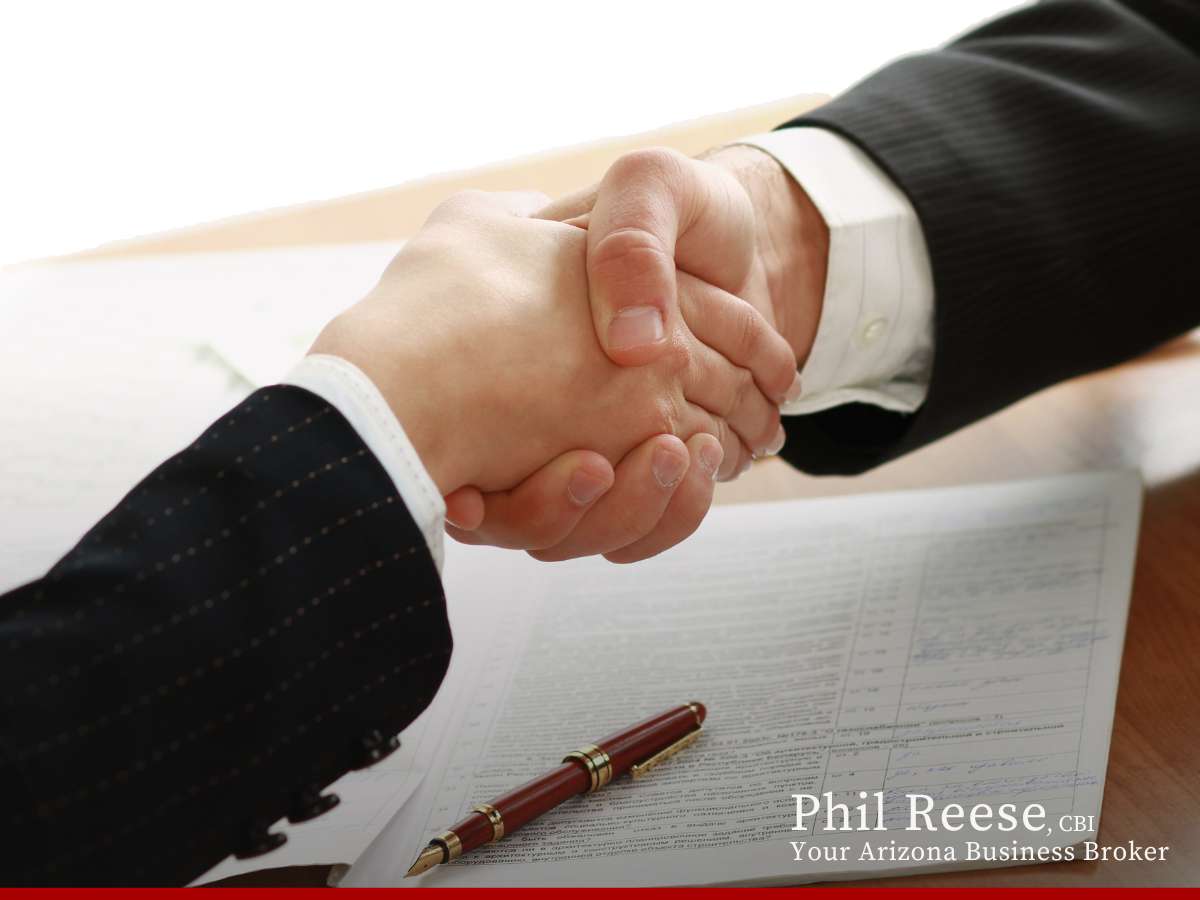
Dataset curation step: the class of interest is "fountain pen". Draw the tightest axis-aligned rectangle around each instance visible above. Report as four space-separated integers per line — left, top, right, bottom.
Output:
405 700 706 877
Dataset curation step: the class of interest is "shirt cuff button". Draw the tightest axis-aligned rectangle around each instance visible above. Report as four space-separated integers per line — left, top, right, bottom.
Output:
860 317 889 346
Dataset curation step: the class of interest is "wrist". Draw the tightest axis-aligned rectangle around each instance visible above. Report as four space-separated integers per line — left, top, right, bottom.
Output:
309 306 475 496
704 144 829 365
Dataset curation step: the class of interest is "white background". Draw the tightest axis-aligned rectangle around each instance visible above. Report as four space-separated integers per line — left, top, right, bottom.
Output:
1 0 1017 268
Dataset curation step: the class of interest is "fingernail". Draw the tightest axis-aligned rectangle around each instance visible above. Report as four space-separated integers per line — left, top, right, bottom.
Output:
782 371 803 405
608 306 664 351
699 442 724 480
760 425 786 457
567 470 609 506
652 446 688 488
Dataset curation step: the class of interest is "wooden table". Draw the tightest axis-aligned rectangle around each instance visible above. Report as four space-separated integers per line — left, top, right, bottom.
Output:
79 97 1199 888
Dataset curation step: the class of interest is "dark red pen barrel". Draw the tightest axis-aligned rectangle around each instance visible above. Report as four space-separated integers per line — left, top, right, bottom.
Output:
496 762 589 834
451 812 496 854
454 762 589 852
597 703 706 777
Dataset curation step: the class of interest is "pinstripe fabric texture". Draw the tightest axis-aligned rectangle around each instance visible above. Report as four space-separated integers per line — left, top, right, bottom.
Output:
0 386 452 884
777 0 1200 475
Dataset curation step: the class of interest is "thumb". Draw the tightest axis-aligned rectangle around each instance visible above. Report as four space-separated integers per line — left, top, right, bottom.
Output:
586 148 757 366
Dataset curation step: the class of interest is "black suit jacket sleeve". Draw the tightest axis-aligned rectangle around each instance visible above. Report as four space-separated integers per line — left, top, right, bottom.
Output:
776 0 1200 476
0 385 452 885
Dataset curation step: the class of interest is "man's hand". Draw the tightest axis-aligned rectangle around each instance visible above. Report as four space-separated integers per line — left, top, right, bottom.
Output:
450 146 830 562
444 431 724 563
544 144 829 369
309 189 794 502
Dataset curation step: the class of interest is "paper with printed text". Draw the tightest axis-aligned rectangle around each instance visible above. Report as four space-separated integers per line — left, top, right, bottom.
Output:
346 471 1141 886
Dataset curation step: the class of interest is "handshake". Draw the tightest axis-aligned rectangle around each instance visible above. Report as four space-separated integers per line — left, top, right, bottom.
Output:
312 144 828 563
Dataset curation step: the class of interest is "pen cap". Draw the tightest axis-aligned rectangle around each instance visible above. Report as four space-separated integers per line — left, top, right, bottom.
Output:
596 702 705 779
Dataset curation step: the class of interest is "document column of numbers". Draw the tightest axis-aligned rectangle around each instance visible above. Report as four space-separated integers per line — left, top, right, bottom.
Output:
811 529 929 836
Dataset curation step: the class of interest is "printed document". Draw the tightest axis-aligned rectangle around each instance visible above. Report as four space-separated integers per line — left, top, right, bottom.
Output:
346 471 1141 886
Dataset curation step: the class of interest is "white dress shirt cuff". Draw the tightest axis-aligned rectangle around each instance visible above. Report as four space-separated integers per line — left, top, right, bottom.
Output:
283 354 446 573
734 128 935 416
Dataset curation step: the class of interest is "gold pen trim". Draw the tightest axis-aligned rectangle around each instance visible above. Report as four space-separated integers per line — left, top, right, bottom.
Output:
562 748 599 792
630 727 702 779
433 829 462 860
562 743 612 792
580 743 613 790
472 803 505 841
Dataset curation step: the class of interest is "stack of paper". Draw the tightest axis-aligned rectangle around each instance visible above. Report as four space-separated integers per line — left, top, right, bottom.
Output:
345 471 1140 887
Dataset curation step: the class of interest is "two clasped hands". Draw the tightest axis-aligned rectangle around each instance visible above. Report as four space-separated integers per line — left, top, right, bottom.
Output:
314 144 829 562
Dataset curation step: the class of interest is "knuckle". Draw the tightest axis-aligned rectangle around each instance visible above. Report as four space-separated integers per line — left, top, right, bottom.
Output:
710 414 733 454
761 338 798 399
588 226 671 286
729 367 756 417
647 390 686 437
522 189 552 209
773 355 800 400
663 339 693 382
607 146 685 187
764 341 800 400
755 407 782 452
734 302 765 359
447 188 488 207
429 189 488 221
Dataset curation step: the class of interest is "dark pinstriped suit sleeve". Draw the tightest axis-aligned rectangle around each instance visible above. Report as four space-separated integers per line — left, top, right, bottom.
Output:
0 385 452 885
776 0 1200 475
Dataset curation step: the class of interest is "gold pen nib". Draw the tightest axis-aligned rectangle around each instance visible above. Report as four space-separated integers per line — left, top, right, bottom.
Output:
405 844 446 878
